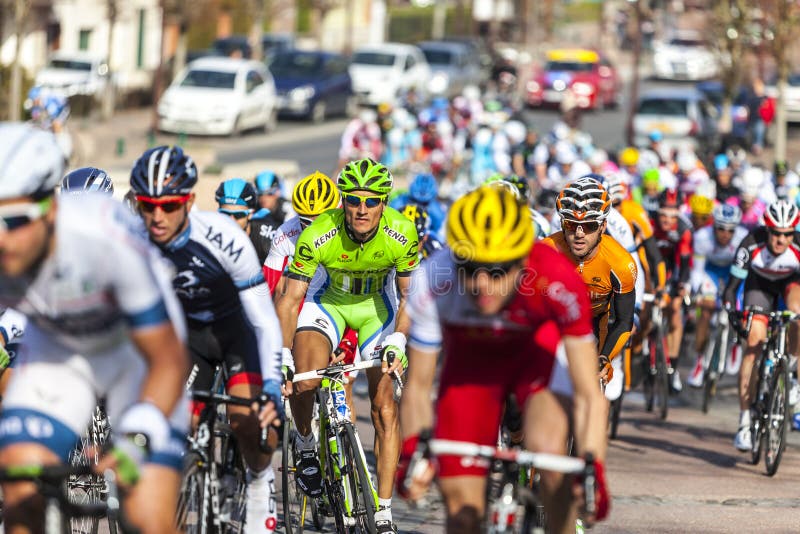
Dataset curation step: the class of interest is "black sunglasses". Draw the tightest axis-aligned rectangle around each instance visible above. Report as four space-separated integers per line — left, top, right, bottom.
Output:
714 226 735 234
768 228 794 238
459 260 520 279
562 219 601 234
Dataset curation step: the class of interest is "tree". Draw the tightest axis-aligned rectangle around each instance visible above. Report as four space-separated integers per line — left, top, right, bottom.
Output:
246 0 265 61
762 0 800 162
6 0 31 121
101 0 118 119
707 0 755 136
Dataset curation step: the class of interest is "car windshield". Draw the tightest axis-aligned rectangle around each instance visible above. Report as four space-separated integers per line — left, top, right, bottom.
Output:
180 69 236 89
668 38 706 47
422 49 454 65
545 61 594 72
789 74 800 86
352 52 396 67
49 59 92 71
270 54 323 77
637 98 689 116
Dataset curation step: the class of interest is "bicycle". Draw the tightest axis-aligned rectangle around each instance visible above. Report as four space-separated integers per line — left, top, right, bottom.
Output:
699 299 737 414
0 463 133 534
641 293 670 420
290 359 387 533
176 365 271 534
68 403 117 534
734 307 796 476
427 439 596 533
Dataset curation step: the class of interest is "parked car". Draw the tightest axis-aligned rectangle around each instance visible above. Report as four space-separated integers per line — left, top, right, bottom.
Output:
158 57 277 136
440 35 493 86
652 31 719 81
269 50 354 122
211 33 295 59
633 88 720 153
34 52 109 97
696 80 752 147
418 41 483 98
349 43 430 106
525 48 620 110
766 73 800 123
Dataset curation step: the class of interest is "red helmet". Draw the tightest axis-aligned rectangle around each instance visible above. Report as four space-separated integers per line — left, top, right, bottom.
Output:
763 200 800 229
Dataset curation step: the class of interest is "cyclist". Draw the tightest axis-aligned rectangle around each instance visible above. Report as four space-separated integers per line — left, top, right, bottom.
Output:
60 166 114 195
653 188 693 391
252 170 296 252
543 177 638 385
687 204 747 388
0 123 189 533
275 158 418 533
130 145 284 533
723 200 800 451
216 178 275 263
638 167 663 220
713 154 740 204
400 204 442 260
688 192 715 230
397 186 609 533
389 172 446 240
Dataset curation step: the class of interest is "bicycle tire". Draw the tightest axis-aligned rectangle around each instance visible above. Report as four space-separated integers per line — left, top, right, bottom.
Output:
317 391 348 534
176 452 210 534
750 353 770 466
342 423 377 533
765 358 789 476
608 388 623 439
654 324 670 420
218 429 247 534
643 333 656 412
282 417 307 534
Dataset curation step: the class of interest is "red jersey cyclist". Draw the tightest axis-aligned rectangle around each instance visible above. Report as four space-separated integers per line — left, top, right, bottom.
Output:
397 186 609 534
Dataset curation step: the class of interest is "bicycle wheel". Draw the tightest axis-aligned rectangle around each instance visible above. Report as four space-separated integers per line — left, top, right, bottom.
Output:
218 429 248 534
765 358 790 476
176 452 210 534
654 325 670 420
68 405 115 534
341 423 377 533
608 388 623 439
282 416 308 534
643 334 656 412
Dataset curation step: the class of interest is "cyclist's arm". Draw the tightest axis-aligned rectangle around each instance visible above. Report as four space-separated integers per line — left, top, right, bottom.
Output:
263 245 289 296
723 230 756 305
676 228 693 286
394 274 413 336
130 321 189 417
600 290 635 360
240 284 284 383
642 235 667 289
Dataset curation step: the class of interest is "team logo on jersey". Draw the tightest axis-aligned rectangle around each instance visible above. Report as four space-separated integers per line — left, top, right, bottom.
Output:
191 256 205 268
405 240 419 258
736 247 749 266
313 317 329 329
297 244 314 262
259 224 278 240
205 226 244 262
383 225 408 245
628 262 637 281
592 277 602 283
294 261 304 269
373 250 385 259
313 228 338 248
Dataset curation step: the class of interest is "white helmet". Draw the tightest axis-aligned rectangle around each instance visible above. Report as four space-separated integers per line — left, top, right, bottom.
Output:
676 149 697 173
588 149 608 169
764 200 800 229
741 166 765 198
0 122 64 199
555 141 577 165
504 120 526 146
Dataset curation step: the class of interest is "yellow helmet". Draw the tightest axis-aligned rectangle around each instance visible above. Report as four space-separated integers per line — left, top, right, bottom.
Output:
292 171 340 216
689 194 714 216
619 147 639 167
447 186 534 264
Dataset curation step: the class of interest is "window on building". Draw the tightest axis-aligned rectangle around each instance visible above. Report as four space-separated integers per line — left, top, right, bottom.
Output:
78 29 91 51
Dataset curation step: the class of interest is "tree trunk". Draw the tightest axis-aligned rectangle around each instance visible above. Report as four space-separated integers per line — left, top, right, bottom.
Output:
102 0 117 120
249 0 265 61
172 25 188 79
624 0 642 146
9 0 27 122
432 1 446 40
774 61 789 163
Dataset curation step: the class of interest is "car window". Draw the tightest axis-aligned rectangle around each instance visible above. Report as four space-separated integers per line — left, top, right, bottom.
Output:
789 74 800 86
545 60 595 73
352 52 396 67
49 59 93 71
270 53 323 77
246 70 264 92
668 38 706 47
637 98 688 116
405 54 416 71
422 49 453 66
180 69 236 89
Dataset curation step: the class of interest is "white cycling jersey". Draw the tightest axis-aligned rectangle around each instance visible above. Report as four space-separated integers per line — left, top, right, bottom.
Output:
263 216 326 295
691 225 748 295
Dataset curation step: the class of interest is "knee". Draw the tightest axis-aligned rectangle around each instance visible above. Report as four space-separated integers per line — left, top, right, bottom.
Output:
371 397 398 426
293 377 321 395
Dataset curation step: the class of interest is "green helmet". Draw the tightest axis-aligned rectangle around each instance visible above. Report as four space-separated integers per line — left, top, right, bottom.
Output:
337 158 393 195
642 168 660 185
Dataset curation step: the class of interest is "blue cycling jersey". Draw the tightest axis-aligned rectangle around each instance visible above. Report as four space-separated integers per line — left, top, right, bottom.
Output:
389 194 446 241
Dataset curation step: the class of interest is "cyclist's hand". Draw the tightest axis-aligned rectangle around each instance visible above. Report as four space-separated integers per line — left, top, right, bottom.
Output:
261 379 285 425
381 333 408 376
0 344 10 371
97 434 147 488
598 356 613 384
254 395 283 431
396 431 435 502
575 456 610 525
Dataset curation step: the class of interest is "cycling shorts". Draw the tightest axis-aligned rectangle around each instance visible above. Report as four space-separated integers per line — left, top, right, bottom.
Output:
297 288 395 361
187 309 262 415
744 272 800 323
434 324 572 478
693 264 731 300
0 322 189 470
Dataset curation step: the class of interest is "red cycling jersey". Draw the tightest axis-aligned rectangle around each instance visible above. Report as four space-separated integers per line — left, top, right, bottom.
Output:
407 242 594 477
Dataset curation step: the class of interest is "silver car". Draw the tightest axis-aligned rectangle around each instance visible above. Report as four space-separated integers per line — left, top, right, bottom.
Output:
418 41 483 98
633 88 720 153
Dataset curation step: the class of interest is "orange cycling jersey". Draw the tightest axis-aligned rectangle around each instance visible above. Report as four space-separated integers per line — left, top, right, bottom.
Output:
543 231 637 360
617 198 667 290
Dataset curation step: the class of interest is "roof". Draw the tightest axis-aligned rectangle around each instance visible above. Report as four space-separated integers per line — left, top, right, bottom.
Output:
546 49 599 63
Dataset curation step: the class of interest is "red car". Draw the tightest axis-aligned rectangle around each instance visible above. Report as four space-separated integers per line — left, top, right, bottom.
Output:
526 49 621 110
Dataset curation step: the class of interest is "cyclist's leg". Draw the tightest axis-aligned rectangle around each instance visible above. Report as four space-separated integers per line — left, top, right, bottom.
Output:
435 351 506 533
105 342 188 534
0 329 96 532
522 341 578 534
689 272 717 387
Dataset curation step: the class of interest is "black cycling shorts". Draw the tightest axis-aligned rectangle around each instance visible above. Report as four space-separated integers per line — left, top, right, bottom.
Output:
743 272 800 312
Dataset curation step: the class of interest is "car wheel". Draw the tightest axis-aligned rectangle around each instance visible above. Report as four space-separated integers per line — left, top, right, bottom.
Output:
264 108 278 133
310 100 326 124
230 115 242 137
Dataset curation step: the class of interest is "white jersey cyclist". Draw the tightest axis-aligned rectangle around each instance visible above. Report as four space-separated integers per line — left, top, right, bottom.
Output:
0 193 188 467
264 216 324 294
691 224 748 298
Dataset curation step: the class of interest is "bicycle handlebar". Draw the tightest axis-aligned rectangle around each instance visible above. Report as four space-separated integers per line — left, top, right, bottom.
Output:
291 359 383 383
427 439 586 473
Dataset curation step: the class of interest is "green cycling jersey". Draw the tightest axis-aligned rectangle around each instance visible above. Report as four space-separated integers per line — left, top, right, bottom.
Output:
288 207 419 294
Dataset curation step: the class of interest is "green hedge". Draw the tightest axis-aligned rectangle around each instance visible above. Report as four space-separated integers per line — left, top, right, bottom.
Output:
560 1 602 24
387 6 473 43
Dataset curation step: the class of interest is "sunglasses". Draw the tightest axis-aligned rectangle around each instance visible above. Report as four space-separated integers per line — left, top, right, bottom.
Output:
0 197 52 231
299 215 315 228
218 208 252 220
258 187 280 196
459 260 519 279
768 228 794 238
714 226 735 234
562 219 601 234
343 193 386 208
136 194 191 214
